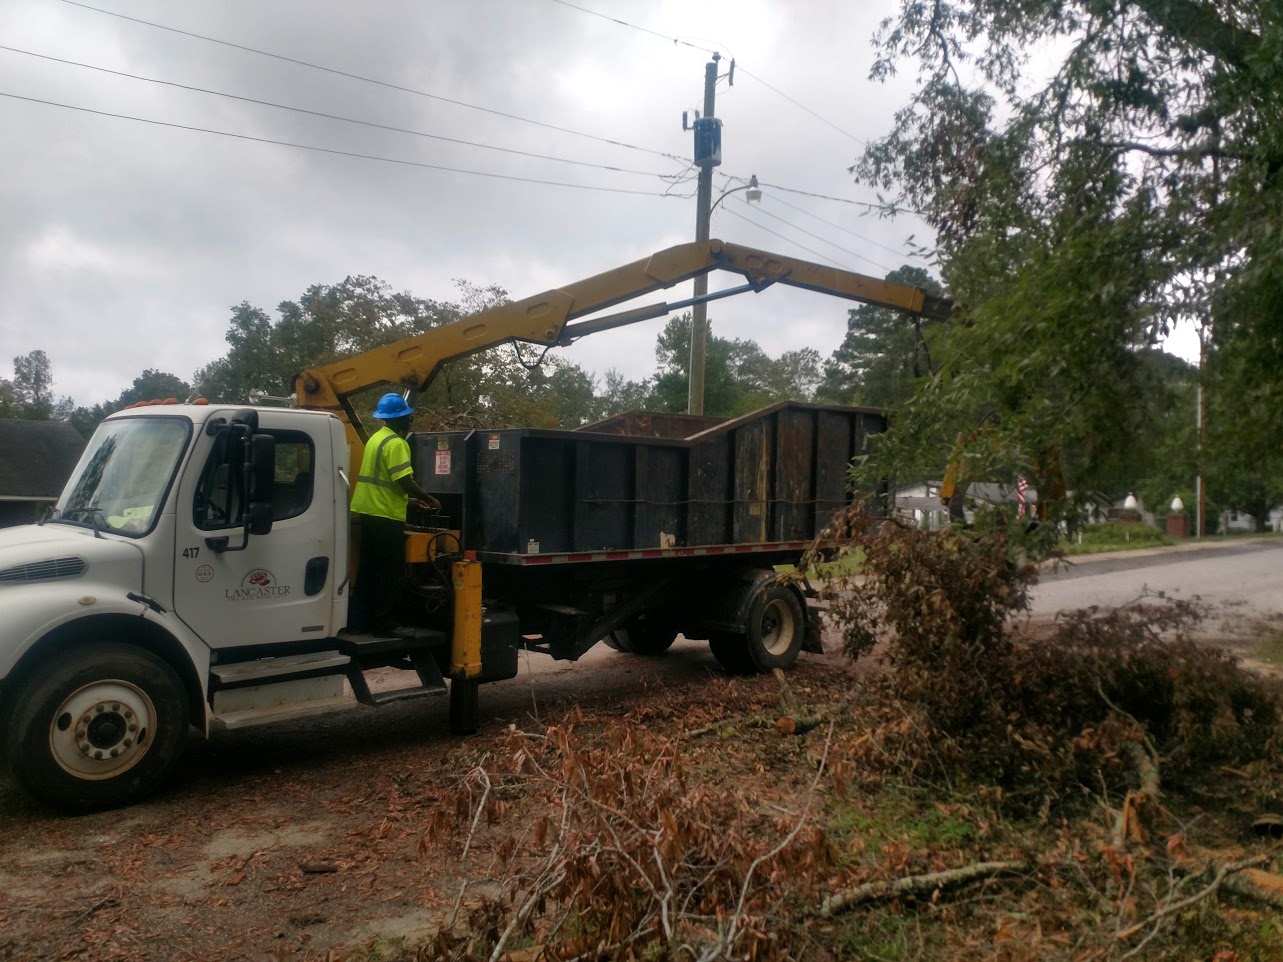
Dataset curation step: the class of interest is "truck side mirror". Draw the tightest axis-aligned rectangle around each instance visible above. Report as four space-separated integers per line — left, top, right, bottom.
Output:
248 433 275 502
205 426 276 551
245 433 275 536
246 501 273 537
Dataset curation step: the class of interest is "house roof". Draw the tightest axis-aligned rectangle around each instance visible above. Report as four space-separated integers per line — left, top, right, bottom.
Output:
0 419 86 500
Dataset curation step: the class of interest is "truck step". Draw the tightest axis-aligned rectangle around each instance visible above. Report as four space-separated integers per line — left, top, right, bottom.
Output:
346 649 449 706
337 628 446 655
214 694 360 730
210 651 350 686
365 683 448 706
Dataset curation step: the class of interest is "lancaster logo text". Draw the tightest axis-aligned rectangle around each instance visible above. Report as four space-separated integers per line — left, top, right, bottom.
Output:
225 568 291 601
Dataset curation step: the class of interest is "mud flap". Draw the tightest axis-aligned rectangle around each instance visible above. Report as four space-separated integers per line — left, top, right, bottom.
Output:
802 601 825 654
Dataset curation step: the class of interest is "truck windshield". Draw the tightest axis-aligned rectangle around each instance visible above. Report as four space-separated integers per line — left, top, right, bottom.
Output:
54 416 191 537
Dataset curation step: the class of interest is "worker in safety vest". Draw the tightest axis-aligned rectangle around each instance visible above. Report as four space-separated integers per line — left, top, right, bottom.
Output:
347 393 441 634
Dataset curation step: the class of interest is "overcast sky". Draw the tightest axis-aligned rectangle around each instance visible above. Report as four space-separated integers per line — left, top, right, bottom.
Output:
0 0 1196 408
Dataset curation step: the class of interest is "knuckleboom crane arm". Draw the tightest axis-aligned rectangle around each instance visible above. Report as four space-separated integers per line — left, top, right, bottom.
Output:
294 239 952 440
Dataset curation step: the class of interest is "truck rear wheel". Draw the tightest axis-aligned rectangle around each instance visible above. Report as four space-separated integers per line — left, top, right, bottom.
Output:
709 632 755 675
607 618 678 657
5 642 189 811
708 583 805 675
747 585 805 672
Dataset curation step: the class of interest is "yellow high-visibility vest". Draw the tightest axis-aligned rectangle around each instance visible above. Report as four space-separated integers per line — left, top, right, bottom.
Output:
350 425 414 521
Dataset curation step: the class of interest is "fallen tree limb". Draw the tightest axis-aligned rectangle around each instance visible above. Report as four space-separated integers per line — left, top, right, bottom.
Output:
819 860 1028 917
1116 854 1273 942
773 668 800 715
686 715 771 739
776 715 824 735
1222 867 1283 908
1112 741 1161 851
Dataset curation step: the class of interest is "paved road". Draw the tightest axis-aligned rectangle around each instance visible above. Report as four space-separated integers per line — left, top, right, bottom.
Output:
1032 540 1283 618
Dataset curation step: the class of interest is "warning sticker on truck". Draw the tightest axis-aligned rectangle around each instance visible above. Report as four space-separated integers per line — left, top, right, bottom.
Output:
487 434 500 450
435 451 451 475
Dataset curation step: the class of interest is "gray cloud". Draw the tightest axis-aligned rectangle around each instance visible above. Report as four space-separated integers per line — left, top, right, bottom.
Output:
1 0 932 406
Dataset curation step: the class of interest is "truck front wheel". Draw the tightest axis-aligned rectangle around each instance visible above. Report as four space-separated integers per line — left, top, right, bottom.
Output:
5 642 189 811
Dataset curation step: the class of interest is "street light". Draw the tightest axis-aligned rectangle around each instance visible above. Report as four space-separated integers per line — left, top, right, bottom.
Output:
709 174 761 215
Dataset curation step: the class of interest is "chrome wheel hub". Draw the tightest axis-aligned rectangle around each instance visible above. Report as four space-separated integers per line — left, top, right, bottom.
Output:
49 681 155 779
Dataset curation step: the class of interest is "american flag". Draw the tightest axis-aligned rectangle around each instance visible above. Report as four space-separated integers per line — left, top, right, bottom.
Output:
1015 477 1029 520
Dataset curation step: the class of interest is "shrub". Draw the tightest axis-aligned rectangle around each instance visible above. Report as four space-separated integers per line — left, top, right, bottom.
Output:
811 508 1283 805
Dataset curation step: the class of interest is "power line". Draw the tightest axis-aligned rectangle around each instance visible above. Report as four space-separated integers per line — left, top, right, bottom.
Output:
762 192 929 261
734 66 863 144
545 0 717 54
717 205 850 271
0 45 677 179
753 180 906 212
718 172 919 253
0 90 690 197
57 0 685 162
726 200 895 273
541 0 860 144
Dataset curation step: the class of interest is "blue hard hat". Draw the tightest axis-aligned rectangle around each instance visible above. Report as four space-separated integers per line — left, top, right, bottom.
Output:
373 393 413 420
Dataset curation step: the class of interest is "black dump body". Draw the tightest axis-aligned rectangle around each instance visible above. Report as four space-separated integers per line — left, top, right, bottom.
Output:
410 401 886 566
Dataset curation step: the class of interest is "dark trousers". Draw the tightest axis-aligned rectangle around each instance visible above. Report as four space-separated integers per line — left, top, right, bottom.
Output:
349 514 406 633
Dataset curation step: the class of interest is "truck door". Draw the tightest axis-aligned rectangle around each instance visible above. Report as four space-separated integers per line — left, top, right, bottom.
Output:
172 411 338 648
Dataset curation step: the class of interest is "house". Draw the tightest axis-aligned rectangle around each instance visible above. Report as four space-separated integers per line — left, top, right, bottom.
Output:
894 480 1039 529
1221 505 1283 534
0 419 87 527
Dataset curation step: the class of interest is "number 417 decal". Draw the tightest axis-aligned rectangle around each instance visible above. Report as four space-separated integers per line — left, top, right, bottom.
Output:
182 547 200 559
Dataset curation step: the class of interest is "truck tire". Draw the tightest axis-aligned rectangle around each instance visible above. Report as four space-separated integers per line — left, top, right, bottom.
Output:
609 621 678 657
5 642 189 812
746 584 805 672
603 630 633 653
709 632 755 675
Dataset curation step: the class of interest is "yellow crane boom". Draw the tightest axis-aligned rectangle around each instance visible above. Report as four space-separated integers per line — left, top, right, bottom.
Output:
294 238 952 441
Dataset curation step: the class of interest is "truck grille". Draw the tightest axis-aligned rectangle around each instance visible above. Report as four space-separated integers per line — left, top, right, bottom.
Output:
0 557 87 583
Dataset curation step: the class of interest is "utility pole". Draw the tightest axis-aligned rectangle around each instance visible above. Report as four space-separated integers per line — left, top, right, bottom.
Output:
1196 325 1206 538
686 52 722 415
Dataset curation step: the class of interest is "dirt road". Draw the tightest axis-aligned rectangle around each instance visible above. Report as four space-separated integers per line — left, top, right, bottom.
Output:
4 544 1281 960
0 640 836 962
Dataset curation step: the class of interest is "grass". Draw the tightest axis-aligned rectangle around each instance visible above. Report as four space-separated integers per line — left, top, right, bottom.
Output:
1061 521 1172 555
1060 522 1283 556
827 789 978 863
1258 633 1283 666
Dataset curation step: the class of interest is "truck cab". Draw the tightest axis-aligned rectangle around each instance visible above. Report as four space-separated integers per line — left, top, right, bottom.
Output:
0 403 356 809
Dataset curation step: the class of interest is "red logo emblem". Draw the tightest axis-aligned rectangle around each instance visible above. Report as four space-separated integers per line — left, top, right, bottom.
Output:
247 570 272 587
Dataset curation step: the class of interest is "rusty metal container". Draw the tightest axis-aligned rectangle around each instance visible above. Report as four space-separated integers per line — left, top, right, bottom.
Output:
411 402 886 564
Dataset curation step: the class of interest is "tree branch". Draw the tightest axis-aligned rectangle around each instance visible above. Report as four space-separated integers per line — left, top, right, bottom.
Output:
820 860 1028 916
1088 139 1247 163
1116 854 1271 942
1132 0 1261 70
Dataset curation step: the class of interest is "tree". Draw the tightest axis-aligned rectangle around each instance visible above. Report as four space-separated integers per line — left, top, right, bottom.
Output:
598 369 653 417
196 277 603 430
1205 338 1283 531
1130 352 1199 516
0 351 74 422
67 369 195 437
650 314 821 417
851 0 1283 521
818 266 945 408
